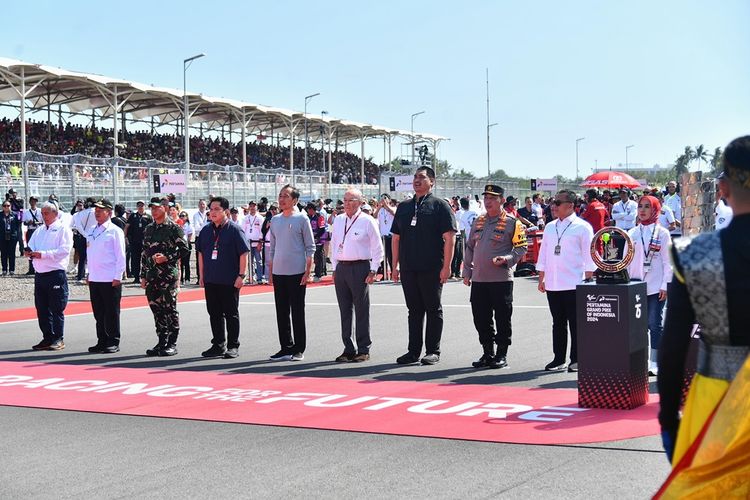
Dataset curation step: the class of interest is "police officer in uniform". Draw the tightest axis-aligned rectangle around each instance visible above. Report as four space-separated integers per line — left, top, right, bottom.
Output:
140 197 189 356
125 200 152 284
657 136 750 492
463 184 527 368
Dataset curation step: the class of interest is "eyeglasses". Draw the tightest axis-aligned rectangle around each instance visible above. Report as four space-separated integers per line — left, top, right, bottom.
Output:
2 204 10 208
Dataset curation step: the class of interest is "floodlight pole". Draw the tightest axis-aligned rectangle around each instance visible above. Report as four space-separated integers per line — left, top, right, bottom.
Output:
321 110 328 195
487 123 498 178
575 137 585 180
411 111 425 166
304 92 320 176
183 53 205 182
625 144 634 172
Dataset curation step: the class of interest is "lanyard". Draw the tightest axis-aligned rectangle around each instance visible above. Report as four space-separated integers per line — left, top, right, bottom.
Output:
639 225 658 261
554 219 573 247
212 221 226 249
342 212 361 245
414 193 430 219
89 224 106 241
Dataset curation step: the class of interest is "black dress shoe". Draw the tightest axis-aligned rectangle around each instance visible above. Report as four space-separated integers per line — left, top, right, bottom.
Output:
472 354 492 368
88 344 106 354
32 340 52 350
396 352 420 365
146 343 162 357
201 344 226 358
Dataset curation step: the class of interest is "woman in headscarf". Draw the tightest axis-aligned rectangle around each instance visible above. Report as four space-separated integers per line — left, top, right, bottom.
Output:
627 195 673 375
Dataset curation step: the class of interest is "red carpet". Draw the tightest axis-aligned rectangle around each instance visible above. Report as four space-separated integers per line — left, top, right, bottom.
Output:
0 361 660 444
0 278 333 323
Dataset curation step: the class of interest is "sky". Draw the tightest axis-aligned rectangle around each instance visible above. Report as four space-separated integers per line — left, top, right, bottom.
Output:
1 0 749 179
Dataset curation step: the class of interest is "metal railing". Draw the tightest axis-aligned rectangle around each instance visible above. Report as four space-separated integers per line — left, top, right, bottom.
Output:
0 151 579 210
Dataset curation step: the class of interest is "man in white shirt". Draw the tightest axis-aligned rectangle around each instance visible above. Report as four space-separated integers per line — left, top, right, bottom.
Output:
330 188 383 362
71 197 98 282
536 189 596 372
85 199 127 354
22 196 43 275
192 199 209 283
375 194 396 278
663 181 682 237
242 201 264 284
611 189 638 230
657 200 677 232
715 173 733 230
25 202 74 351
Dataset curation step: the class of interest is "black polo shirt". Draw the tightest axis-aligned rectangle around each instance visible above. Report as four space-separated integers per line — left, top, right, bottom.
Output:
126 212 152 243
391 193 457 272
197 220 250 286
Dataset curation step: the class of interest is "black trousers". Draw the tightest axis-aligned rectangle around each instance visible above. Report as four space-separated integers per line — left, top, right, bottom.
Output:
451 235 464 277
89 281 122 347
272 273 307 354
470 281 513 354
194 235 201 281
75 238 87 280
400 269 443 356
130 240 143 280
34 270 68 342
1 239 16 273
313 244 325 277
181 247 192 282
334 261 371 354
546 290 578 364
204 283 240 348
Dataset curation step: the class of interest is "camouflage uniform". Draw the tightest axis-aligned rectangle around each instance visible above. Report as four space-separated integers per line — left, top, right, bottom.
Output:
141 218 188 345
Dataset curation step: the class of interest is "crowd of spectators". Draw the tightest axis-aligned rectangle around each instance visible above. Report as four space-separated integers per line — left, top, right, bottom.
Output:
0 118 380 184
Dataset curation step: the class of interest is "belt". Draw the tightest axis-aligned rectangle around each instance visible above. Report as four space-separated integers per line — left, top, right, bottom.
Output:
697 342 750 381
337 260 369 265
35 269 66 276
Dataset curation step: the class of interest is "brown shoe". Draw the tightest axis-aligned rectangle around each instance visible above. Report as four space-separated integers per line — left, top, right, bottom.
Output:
335 352 356 363
353 353 370 363
47 340 65 351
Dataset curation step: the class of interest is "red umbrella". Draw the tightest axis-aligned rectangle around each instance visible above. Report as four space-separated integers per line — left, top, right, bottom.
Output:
580 171 641 189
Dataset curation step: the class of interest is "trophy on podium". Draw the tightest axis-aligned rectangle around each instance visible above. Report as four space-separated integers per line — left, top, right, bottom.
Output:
590 227 634 284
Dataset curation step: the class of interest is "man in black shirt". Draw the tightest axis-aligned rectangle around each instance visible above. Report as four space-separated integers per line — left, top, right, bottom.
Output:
391 166 457 365
125 200 152 284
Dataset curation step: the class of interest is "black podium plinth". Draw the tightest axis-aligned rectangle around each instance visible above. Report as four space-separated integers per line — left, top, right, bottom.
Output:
576 281 649 409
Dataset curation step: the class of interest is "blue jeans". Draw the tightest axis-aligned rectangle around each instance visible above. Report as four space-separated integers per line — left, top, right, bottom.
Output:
647 293 665 350
251 246 264 282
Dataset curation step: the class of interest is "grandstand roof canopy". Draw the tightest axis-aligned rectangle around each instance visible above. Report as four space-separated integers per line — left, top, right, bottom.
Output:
0 57 446 144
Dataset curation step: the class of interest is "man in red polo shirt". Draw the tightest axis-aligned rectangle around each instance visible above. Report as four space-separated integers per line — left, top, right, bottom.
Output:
580 189 608 232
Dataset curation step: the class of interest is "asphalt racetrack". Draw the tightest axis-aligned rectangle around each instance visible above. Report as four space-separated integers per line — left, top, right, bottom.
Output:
0 277 670 498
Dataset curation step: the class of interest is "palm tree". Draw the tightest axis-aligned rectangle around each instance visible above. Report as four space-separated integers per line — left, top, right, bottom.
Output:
694 144 708 171
710 147 722 176
674 153 689 177
683 146 695 170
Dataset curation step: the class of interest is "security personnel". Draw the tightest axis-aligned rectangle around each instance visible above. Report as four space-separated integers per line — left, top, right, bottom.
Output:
656 136 750 495
463 184 527 369
140 197 189 356
125 200 152 284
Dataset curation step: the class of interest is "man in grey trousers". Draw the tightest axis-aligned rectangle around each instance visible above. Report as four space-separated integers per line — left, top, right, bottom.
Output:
330 188 383 362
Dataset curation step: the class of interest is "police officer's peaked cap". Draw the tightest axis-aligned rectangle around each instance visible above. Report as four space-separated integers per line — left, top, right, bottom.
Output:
94 198 113 210
482 184 505 197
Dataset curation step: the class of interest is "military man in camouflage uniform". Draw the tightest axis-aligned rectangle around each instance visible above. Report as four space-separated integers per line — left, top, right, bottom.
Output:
141 197 189 356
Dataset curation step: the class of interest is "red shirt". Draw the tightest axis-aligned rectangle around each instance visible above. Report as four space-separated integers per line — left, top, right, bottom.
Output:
580 200 608 233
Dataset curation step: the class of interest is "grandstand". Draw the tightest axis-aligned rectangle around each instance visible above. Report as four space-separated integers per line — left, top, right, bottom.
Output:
0 57 447 204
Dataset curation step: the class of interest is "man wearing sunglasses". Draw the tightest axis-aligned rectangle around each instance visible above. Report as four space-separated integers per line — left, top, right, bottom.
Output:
536 189 595 372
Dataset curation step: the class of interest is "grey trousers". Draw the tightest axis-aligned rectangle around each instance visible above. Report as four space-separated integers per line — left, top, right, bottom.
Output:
334 260 371 354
